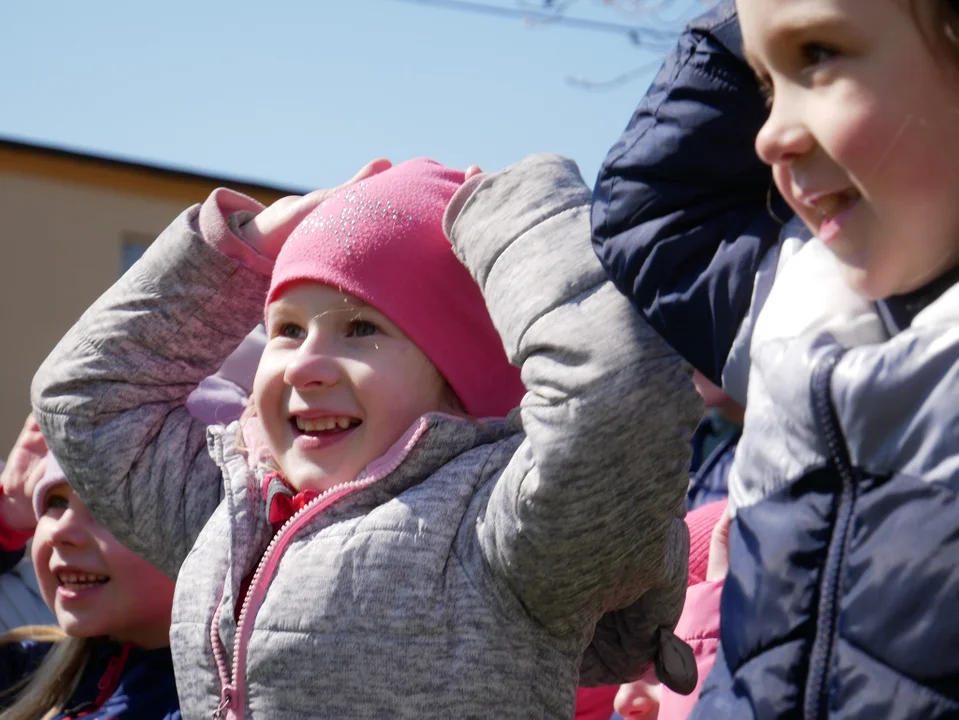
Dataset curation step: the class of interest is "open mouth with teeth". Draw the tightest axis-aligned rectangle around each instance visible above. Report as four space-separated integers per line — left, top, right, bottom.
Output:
292 416 362 436
815 188 862 221
57 572 109 590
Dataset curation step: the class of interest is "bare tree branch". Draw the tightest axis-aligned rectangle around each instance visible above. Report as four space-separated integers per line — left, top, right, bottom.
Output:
383 0 718 88
384 0 684 51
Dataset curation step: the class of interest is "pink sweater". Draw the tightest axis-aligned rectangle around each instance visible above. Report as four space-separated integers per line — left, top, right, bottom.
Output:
657 578 723 718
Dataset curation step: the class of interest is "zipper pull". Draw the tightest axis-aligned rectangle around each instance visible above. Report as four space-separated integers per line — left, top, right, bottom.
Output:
213 684 235 719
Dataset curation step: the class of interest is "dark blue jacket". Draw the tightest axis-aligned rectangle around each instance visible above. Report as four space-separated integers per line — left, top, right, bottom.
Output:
0 548 24 576
687 411 739 510
692 244 959 719
0 638 180 719
591 3 959 718
591 0 789 389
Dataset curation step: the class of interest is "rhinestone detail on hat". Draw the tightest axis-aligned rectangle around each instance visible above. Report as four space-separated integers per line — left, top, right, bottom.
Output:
289 180 426 257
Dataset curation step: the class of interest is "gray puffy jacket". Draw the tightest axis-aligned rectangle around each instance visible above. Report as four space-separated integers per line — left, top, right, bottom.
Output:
32 154 700 719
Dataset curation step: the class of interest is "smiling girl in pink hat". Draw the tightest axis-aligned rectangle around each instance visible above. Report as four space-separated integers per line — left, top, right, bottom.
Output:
33 155 701 719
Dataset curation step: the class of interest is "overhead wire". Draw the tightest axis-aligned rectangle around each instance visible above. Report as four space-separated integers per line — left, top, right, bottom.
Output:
382 0 680 50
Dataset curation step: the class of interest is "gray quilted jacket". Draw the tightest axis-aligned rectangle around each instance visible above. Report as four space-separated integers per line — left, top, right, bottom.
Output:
32 154 700 719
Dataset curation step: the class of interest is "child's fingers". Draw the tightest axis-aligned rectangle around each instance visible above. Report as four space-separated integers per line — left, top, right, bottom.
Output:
241 159 391 261
464 165 483 181
705 509 732 581
4 413 48 466
303 158 392 209
344 158 392 186
26 453 48 484
18 416 47 454
0 413 50 531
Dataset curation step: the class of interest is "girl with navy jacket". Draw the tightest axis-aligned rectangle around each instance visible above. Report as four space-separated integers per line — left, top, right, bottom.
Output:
592 0 959 716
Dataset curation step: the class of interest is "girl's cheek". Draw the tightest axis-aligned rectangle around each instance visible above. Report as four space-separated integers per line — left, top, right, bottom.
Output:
772 164 814 230
830 97 919 193
771 164 792 204
30 534 57 609
108 543 176 610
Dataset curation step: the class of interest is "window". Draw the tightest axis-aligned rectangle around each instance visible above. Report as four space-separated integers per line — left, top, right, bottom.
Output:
120 232 154 275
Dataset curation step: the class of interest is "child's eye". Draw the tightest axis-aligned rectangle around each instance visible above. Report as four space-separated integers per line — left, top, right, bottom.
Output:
274 322 306 341
43 494 69 514
800 42 839 67
347 320 379 338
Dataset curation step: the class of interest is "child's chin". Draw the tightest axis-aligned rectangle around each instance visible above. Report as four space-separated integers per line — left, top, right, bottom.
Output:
838 263 906 301
56 615 102 638
286 469 344 494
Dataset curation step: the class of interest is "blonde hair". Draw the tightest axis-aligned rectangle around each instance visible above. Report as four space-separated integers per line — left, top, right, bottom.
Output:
0 627 91 720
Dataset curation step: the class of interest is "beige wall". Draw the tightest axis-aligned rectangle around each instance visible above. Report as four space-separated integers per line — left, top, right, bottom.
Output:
0 144 292 456
0 169 190 450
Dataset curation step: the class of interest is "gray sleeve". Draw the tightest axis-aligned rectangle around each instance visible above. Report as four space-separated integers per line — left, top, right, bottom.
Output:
446 154 702 637
31 206 269 579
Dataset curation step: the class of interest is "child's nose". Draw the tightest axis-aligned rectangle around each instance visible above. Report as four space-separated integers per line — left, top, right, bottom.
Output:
49 509 90 547
283 338 344 389
755 98 815 168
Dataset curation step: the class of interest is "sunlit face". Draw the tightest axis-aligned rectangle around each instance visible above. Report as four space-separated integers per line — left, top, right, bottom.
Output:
254 283 452 493
31 483 174 648
740 0 959 299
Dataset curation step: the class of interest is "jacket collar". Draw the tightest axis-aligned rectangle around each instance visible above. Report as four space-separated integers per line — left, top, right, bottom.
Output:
743 239 959 497
209 412 519 532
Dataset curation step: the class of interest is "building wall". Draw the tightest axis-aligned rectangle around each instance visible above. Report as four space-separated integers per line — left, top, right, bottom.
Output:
0 148 290 452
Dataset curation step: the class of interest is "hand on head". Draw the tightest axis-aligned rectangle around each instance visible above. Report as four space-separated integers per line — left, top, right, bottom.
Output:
1 414 49 532
242 158 393 260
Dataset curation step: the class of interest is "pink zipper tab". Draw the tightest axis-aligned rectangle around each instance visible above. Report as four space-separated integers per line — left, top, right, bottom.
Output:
213 684 235 719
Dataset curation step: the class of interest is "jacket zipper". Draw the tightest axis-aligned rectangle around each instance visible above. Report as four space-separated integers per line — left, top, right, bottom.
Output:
65 642 133 719
211 418 430 719
804 347 857 720
210 480 369 719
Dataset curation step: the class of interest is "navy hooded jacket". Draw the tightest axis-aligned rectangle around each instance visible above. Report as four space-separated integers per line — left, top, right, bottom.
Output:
591 2 959 718
591 0 789 392
0 638 180 719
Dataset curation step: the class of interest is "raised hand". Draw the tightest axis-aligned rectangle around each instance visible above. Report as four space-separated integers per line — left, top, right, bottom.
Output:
1 414 49 532
706 508 732 582
240 158 392 260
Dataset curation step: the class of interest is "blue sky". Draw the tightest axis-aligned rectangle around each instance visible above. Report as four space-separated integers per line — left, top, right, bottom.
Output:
1 0 704 192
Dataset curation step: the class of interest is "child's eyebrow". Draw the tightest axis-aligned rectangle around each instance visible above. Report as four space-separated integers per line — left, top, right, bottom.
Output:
266 299 296 316
741 8 850 84
761 7 850 48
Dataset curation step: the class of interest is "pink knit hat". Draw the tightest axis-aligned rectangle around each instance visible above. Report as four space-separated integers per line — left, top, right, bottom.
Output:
266 158 525 419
